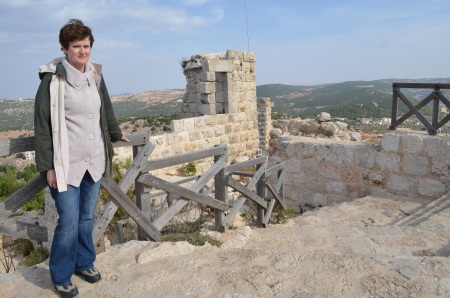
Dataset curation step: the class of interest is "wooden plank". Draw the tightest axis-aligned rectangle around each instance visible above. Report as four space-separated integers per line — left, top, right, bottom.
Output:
263 198 276 225
265 162 286 177
389 92 434 129
0 174 47 218
266 182 287 209
138 175 229 211
230 172 254 178
214 149 227 232
0 219 48 242
395 90 436 134
247 162 266 190
151 153 228 231
221 196 246 228
226 177 267 209
256 159 266 228
195 154 227 192
101 177 161 241
0 137 35 156
112 131 149 148
142 176 199 199
93 141 155 243
224 156 267 175
276 169 286 192
436 92 450 109
142 145 227 172
393 82 450 89
436 113 450 130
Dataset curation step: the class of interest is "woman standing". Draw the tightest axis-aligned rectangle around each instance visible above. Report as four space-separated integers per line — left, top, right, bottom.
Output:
34 19 128 297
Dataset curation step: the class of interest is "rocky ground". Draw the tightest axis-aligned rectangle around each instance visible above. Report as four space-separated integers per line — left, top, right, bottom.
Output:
1 192 449 297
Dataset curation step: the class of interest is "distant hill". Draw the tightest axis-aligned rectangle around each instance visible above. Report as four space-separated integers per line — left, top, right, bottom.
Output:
0 79 448 131
257 78 450 119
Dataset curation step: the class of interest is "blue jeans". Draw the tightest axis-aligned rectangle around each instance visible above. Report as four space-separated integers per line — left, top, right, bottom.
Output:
49 171 101 285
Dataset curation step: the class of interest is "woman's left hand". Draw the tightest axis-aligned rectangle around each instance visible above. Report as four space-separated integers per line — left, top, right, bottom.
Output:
121 136 129 142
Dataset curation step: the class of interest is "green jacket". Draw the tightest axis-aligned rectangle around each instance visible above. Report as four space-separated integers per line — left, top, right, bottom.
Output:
34 58 123 189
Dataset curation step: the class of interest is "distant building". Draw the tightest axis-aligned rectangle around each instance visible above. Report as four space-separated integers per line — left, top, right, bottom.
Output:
24 151 35 160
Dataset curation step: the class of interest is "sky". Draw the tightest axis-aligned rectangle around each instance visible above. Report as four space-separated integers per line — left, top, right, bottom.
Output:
1 0 450 99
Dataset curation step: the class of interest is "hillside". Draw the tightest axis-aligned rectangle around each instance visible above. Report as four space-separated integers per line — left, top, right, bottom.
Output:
0 78 449 131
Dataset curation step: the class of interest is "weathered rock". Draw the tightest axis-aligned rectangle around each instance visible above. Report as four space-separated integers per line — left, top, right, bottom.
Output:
350 132 361 141
317 112 331 122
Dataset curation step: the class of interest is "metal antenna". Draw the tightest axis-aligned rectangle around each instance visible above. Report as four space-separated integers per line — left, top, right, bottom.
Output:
245 0 250 51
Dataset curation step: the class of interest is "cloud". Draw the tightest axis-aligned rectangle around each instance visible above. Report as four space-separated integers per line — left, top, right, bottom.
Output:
183 0 214 6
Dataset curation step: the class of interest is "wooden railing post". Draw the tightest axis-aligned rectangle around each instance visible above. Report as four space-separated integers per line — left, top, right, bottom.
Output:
133 143 148 241
214 145 227 232
256 156 266 227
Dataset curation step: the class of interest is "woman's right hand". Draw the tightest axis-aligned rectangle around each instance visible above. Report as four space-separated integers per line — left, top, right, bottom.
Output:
47 169 57 189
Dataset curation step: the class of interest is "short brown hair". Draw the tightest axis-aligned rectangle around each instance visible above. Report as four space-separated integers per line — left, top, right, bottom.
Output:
59 19 94 50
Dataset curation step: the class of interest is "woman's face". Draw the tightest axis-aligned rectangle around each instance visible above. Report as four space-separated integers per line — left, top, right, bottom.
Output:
63 37 91 72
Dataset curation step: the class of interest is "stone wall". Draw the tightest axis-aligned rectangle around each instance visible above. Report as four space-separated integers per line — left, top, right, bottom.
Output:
269 131 450 209
144 50 265 172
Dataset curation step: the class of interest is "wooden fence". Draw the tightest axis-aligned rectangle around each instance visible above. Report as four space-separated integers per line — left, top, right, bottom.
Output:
390 82 450 135
0 132 286 243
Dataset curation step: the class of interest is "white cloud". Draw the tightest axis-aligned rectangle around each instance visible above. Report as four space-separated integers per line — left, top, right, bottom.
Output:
95 39 139 50
183 0 214 6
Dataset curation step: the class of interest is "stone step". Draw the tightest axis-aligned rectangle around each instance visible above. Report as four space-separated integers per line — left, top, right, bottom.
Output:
393 193 450 227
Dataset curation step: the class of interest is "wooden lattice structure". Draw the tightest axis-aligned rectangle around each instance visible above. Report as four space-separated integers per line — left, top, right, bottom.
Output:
0 132 286 243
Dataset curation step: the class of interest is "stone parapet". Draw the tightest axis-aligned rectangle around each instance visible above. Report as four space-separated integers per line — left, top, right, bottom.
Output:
269 131 450 209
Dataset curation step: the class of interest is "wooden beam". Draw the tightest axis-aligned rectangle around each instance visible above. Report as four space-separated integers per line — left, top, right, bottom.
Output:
263 198 276 225
112 131 149 148
389 92 434 129
276 169 286 192
142 145 227 172
93 141 155 243
395 89 436 134
248 162 266 190
266 182 287 209
224 156 267 175
151 153 227 231
226 177 267 209
138 175 229 211
0 174 47 218
101 177 161 241
393 82 450 89
265 162 286 177
221 196 246 228
0 219 48 242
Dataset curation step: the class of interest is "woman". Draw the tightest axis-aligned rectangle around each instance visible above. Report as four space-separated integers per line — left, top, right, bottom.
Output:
34 19 128 297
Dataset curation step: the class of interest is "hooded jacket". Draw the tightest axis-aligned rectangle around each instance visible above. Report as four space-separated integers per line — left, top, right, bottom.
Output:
34 57 123 192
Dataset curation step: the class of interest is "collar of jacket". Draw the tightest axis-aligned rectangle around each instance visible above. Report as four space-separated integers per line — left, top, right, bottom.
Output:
39 57 103 88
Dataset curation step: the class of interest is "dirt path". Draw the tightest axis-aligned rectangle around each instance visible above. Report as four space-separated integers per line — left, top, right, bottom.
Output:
1 193 449 297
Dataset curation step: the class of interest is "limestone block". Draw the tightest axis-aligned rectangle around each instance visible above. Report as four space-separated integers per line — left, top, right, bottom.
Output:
226 50 245 60
240 131 250 142
214 125 225 137
381 133 401 152
318 163 341 180
241 121 249 131
185 142 199 152
215 103 223 114
204 115 217 126
270 129 282 138
197 71 215 82
340 166 362 183
200 93 215 104
431 157 450 180
159 147 173 157
402 133 425 154
326 181 346 194
170 119 183 132
317 112 331 122
418 179 446 198
403 155 429 176
216 114 228 125
204 59 233 72
375 152 401 172
362 170 385 185
246 71 256 82
387 174 414 192
355 144 376 168
188 93 201 103
225 124 233 134
334 145 355 165
311 193 327 208
184 59 202 70
220 135 229 145
249 129 260 140
196 82 215 94
203 127 215 138
232 123 241 133
294 142 316 159
189 130 202 141
171 144 185 155
242 62 251 72
228 102 240 113
319 122 339 137
315 144 337 163
243 51 256 62
304 176 324 193
149 135 167 146
183 118 195 131
268 137 279 149
234 71 245 81
228 134 240 145
425 136 450 158
194 117 206 129
235 81 243 92
285 159 302 173
349 132 361 141
246 140 259 151
335 121 348 130
199 104 214 115
301 160 318 174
